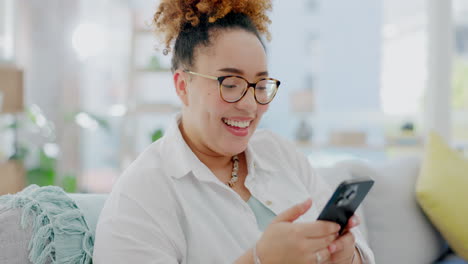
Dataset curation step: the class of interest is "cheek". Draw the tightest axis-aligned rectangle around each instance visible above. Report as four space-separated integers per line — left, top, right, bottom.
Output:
189 86 215 110
257 104 269 116
202 91 228 120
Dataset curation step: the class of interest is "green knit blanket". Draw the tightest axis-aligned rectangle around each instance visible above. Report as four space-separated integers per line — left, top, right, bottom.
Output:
0 185 94 264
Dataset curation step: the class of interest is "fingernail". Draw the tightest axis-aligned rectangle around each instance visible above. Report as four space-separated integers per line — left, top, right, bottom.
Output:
329 244 337 253
352 218 360 226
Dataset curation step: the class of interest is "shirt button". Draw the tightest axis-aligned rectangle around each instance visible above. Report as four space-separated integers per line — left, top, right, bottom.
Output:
265 200 272 206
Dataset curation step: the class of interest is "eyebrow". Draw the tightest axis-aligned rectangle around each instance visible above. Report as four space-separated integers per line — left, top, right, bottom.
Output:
217 67 268 77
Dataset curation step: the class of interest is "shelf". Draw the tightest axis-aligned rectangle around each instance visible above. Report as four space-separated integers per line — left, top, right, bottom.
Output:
127 102 180 115
295 139 423 151
121 11 179 170
134 28 153 34
295 141 386 151
134 68 171 73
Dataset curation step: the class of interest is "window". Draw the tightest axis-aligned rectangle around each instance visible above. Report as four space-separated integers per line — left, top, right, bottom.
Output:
452 0 468 150
381 0 427 116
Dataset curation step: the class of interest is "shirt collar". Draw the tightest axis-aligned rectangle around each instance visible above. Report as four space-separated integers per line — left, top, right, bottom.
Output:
161 113 219 183
161 113 276 182
245 139 276 173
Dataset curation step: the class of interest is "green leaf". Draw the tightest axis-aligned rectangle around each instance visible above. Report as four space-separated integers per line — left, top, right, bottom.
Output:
86 112 110 131
9 145 29 161
61 174 77 193
64 111 81 123
38 149 56 170
151 129 164 142
26 107 37 123
26 168 55 187
66 111 111 132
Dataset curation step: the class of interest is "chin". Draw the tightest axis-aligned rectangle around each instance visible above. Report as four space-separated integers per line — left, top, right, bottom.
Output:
222 140 249 156
217 120 258 155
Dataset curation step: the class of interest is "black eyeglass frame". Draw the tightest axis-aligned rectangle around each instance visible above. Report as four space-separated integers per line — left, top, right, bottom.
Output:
183 70 280 105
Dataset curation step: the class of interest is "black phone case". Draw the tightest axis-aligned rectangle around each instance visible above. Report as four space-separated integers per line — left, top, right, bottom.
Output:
317 178 374 234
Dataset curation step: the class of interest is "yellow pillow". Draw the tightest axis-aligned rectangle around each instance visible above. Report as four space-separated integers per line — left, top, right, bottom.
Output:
416 132 468 259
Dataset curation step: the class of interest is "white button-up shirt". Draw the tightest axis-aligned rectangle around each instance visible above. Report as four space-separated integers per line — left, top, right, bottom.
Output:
93 115 375 263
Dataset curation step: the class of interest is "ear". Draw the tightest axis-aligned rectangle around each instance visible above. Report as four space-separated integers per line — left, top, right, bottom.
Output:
173 70 189 106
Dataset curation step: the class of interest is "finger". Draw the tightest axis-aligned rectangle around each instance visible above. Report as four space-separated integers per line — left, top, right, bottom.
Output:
313 247 332 264
271 198 312 224
294 221 341 238
341 215 360 234
304 233 338 252
328 232 356 254
346 215 360 229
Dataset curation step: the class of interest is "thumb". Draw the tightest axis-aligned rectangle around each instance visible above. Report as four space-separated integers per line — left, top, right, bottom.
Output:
271 198 312 223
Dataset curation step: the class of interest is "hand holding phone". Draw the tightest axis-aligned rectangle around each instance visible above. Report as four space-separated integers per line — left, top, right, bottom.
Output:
317 177 374 235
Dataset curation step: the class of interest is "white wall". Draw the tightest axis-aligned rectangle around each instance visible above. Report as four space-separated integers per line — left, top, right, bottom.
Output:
263 0 312 138
266 0 383 145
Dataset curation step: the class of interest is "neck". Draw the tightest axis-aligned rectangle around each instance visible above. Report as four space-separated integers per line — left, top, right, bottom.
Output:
179 118 233 172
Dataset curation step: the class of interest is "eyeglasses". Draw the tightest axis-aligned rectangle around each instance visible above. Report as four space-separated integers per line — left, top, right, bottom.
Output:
183 70 280 105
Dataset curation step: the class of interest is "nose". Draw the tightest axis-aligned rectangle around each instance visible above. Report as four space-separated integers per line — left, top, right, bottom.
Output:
236 87 257 112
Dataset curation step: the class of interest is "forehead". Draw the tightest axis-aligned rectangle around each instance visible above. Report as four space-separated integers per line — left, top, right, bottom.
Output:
194 29 268 73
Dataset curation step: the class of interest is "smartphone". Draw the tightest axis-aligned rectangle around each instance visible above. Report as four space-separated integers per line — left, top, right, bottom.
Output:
317 177 374 235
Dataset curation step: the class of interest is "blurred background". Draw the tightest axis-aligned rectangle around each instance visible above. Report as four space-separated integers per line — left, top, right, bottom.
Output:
0 0 467 193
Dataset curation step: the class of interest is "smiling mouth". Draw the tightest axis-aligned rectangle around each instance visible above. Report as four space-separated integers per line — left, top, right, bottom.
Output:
222 118 252 129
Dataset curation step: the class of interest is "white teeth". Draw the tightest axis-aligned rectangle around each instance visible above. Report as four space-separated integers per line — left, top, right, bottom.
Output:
223 118 250 128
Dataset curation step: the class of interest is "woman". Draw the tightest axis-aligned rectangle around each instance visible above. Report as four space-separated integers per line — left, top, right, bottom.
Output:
93 1 375 263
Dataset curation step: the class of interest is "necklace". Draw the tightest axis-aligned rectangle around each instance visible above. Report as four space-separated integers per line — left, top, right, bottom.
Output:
227 155 239 188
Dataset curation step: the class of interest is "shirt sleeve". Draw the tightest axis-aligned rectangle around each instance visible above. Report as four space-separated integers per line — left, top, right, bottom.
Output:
292 144 376 264
93 192 184 264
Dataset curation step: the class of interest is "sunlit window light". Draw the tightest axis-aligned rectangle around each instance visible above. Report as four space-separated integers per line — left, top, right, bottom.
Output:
43 143 60 158
380 24 427 116
1 0 15 61
109 104 127 117
75 112 99 130
72 23 106 60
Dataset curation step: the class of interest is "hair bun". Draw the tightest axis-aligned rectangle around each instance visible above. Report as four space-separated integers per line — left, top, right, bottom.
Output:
153 0 272 51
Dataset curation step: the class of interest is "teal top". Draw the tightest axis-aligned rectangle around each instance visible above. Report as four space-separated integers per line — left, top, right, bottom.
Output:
246 195 277 231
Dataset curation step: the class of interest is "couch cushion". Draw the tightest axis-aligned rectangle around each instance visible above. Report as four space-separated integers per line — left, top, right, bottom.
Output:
416 132 468 260
438 254 468 264
0 205 33 264
332 157 446 264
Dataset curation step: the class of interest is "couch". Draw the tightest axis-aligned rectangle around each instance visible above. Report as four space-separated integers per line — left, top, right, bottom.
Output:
315 156 466 264
0 156 466 263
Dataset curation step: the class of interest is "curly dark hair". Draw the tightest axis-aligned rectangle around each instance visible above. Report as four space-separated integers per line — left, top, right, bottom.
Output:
153 0 272 72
